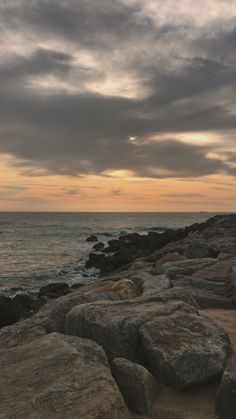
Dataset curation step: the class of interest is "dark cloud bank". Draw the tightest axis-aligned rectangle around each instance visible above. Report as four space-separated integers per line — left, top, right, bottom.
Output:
0 0 235 178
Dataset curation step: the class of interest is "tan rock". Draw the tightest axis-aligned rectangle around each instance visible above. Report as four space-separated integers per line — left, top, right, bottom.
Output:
0 333 130 419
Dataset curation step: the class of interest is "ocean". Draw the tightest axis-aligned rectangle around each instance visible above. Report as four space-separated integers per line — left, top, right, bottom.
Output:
0 212 223 295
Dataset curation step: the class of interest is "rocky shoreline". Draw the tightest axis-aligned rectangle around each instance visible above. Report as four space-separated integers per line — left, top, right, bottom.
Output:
0 214 236 418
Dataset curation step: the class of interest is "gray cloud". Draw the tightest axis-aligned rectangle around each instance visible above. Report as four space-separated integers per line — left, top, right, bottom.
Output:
0 0 235 179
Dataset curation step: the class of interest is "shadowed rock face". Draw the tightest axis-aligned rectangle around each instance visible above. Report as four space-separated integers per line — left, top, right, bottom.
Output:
111 358 160 415
216 363 236 419
0 333 130 419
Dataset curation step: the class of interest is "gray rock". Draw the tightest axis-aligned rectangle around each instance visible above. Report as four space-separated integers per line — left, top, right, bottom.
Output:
139 312 230 390
146 286 199 309
0 280 140 349
130 272 172 296
0 333 129 419
111 358 160 415
184 240 218 258
216 362 236 419
158 258 216 278
172 276 234 309
65 296 197 363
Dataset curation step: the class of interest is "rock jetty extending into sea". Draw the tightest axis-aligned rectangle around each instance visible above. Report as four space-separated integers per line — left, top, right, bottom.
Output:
0 213 236 418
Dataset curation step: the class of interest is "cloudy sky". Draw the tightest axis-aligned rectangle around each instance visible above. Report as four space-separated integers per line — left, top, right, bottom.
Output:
0 0 235 211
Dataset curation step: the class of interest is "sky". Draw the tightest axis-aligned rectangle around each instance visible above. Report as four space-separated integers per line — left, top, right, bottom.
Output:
0 0 235 211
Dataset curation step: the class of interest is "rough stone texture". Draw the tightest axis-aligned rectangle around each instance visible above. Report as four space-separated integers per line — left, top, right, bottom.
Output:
157 258 216 278
172 276 234 309
216 362 236 419
150 286 199 308
0 315 47 350
130 271 172 296
0 333 130 419
111 358 160 415
65 295 198 363
46 279 140 334
154 252 186 273
139 312 231 390
193 257 236 283
184 240 218 259
0 279 140 349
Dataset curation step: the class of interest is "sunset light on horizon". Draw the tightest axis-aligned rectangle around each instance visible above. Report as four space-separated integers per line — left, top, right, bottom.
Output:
0 0 235 211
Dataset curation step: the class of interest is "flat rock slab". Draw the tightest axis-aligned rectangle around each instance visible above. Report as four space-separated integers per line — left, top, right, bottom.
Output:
158 258 216 278
139 312 231 390
0 333 130 419
216 362 236 419
111 358 160 415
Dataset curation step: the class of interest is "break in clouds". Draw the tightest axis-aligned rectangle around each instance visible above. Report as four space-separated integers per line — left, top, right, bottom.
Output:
0 0 236 178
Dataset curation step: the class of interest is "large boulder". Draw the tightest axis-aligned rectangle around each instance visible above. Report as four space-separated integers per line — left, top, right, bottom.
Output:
46 279 140 334
111 358 160 415
0 279 140 349
216 362 236 419
65 293 198 363
0 333 130 419
139 312 230 390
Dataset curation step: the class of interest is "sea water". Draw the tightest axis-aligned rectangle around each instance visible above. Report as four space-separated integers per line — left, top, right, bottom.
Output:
0 212 223 294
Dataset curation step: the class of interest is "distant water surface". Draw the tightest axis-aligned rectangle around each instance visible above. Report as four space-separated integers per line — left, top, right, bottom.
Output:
0 212 224 293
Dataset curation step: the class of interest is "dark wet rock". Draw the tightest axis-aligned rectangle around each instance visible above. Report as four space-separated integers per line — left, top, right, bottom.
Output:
87 228 191 274
65 296 197 363
103 239 121 253
184 239 219 259
86 235 98 242
93 241 105 251
139 311 231 390
0 294 35 329
86 250 134 274
111 357 160 415
216 362 236 419
38 282 71 300
130 272 172 296
70 283 84 289
0 333 130 419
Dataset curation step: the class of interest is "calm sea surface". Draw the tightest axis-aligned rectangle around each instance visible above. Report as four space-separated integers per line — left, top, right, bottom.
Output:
0 212 224 294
